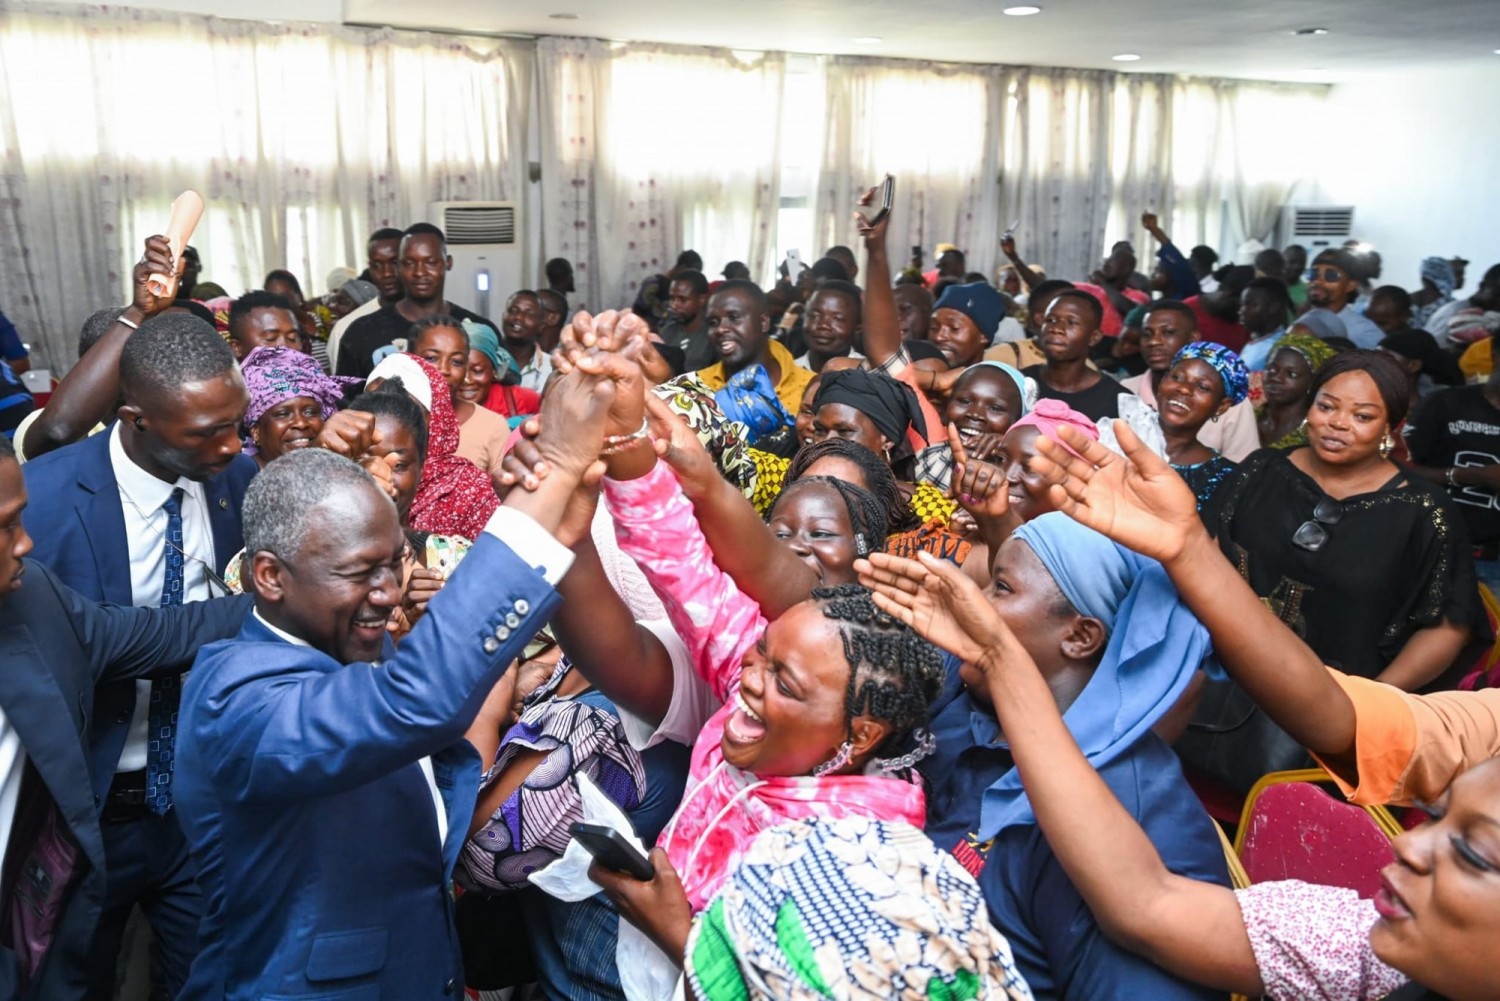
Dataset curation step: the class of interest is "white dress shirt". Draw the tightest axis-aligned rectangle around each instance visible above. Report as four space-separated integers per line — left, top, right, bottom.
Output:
240 506 576 851
0 711 24 880
108 424 217 772
516 349 554 395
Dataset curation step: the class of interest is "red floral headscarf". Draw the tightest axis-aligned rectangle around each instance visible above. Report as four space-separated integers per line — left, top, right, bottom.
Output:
398 354 499 540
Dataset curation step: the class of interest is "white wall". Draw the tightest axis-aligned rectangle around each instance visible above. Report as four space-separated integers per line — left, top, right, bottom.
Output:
1308 64 1500 295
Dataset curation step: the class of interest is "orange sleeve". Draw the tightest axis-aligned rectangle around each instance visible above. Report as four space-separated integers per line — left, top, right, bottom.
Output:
1315 670 1500 806
1312 670 1419 806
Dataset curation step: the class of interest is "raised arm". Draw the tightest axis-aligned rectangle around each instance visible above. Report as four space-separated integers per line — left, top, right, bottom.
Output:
22 237 177 460
858 550 1263 996
643 392 817 619
999 234 1044 293
1141 213 1200 300
552 523 676 727
856 181 903 368
1028 423 1359 777
205 370 615 801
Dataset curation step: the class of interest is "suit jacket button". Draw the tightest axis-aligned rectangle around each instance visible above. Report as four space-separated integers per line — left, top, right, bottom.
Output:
514 599 530 616
495 626 510 641
505 613 520 629
444 978 456 995
482 637 499 654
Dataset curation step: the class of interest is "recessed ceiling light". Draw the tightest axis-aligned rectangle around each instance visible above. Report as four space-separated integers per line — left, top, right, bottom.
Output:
1112 53 1141 62
548 12 579 19
853 36 882 44
1003 5 1042 14
1494 48 1500 54
1293 27 1329 36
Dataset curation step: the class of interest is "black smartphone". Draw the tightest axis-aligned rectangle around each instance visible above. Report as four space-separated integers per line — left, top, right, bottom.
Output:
570 822 655 880
869 175 894 225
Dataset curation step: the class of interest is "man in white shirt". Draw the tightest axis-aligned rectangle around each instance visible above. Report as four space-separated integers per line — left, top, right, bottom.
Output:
504 290 554 393
172 364 616 1000
326 227 405 371
19 313 256 999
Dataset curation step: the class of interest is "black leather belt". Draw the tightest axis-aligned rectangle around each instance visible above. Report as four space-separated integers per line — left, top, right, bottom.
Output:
102 769 148 822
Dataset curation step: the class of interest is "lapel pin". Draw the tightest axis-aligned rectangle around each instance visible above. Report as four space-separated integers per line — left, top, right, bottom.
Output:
218 498 229 510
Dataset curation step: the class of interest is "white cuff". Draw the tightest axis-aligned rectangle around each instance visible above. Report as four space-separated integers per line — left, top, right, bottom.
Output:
483 506 575 585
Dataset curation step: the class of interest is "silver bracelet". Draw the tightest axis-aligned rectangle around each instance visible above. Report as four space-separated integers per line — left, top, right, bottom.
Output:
600 417 651 457
118 316 139 330
1447 467 1459 488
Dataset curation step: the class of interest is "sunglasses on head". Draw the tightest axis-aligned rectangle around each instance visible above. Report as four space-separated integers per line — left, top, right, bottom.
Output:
1292 496 1343 552
1307 266 1347 283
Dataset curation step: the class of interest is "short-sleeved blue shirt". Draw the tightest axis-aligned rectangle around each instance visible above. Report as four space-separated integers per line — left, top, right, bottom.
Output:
922 659 1229 1000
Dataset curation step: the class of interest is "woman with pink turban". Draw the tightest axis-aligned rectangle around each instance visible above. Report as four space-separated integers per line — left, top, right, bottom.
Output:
950 398 1101 562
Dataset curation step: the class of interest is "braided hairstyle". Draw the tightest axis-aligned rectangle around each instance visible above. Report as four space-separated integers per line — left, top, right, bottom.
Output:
812 583 945 760
770 476 888 559
788 437 917 534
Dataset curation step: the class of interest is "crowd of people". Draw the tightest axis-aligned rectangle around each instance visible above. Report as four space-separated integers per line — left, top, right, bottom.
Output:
2 182 1500 1001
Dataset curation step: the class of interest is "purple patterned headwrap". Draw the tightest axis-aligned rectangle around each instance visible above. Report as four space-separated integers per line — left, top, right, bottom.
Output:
240 346 360 454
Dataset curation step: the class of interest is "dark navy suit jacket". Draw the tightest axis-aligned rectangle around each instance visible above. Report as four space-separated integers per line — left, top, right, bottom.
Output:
173 532 560 1000
19 429 257 801
0 561 249 999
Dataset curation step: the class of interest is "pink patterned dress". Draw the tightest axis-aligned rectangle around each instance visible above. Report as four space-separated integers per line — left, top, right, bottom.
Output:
1235 880 1408 999
602 461 928 912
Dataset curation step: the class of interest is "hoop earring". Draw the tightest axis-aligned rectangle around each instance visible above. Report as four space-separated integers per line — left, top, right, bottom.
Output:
1379 431 1394 459
811 740 854 777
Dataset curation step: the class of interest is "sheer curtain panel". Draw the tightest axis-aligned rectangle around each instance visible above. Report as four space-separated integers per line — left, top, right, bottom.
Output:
537 37 785 312
0 2 531 370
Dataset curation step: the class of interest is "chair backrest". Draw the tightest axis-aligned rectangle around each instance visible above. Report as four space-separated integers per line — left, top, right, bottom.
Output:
1215 822 1251 891
1236 780 1394 897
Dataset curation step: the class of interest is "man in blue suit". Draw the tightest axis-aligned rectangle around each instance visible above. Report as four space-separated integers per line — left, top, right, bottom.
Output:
21 312 255 998
0 437 250 1000
173 365 617 999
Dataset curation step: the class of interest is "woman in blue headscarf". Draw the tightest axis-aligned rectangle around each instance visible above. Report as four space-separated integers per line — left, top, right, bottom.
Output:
855 514 1227 999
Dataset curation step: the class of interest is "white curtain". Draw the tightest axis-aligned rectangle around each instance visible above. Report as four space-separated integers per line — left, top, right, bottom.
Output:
0 1 531 370
537 37 785 312
813 58 1021 283
813 62 1325 283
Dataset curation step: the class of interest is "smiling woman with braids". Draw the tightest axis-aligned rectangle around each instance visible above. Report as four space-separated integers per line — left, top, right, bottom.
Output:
520 327 951 979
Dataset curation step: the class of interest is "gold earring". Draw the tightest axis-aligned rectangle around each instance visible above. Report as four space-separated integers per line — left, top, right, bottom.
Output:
1379 431 1394 459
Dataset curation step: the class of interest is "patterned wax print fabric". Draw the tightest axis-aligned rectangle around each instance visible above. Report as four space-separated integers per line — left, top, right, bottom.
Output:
685 816 1033 1001
457 662 645 894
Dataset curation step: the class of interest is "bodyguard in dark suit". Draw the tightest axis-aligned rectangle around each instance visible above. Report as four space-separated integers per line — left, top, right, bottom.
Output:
0 437 251 1000
174 367 615 999
20 313 254 999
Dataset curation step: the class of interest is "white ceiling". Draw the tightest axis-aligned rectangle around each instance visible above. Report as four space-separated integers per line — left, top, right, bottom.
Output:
344 0 1500 82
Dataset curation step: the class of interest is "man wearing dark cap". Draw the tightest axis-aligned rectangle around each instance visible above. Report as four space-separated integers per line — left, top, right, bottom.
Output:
930 281 1004 369
1308 248 1383 349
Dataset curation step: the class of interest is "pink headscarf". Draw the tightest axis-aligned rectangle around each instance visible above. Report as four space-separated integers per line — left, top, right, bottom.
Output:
1007 398 1099 459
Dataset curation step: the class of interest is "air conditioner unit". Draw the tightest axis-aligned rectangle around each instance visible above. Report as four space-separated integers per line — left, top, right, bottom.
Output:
430 201 523 323
1275 205 1356 253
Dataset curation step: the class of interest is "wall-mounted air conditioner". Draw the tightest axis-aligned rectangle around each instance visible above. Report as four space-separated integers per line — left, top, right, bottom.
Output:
1275 205 1356 254
430 201 523 323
